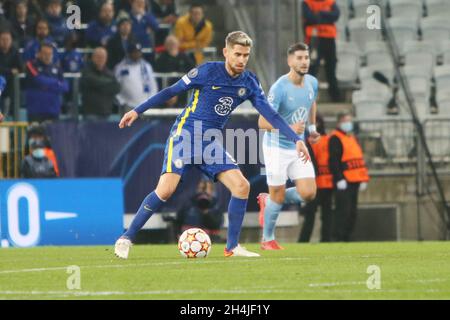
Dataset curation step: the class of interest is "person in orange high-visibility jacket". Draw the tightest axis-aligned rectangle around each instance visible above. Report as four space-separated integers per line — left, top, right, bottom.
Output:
174 3 213 65
302 0 340 101
329 112 369 241
299 115 334 242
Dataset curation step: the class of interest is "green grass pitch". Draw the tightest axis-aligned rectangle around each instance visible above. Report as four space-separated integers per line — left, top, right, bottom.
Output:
1 242 449 300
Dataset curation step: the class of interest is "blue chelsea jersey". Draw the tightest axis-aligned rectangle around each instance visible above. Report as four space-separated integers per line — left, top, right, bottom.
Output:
264 74 318 150
172 62 263 131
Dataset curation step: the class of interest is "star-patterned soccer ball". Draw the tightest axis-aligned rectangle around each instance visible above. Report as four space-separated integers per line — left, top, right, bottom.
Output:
178 228 212 258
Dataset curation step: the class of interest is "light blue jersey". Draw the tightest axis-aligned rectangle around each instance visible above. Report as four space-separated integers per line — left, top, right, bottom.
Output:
263 74 319 149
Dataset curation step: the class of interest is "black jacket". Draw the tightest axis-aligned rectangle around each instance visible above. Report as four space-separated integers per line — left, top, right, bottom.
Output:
80 62 121 116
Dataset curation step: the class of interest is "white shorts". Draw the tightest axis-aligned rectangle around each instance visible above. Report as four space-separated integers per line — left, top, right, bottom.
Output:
263 144 316 186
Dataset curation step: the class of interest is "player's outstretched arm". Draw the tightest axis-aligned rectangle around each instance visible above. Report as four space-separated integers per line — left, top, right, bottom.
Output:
118 78 191 129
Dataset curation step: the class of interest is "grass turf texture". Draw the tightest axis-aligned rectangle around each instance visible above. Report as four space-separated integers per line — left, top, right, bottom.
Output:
0 242 449 300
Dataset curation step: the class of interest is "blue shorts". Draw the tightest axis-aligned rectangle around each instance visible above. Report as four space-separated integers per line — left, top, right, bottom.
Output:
161 132 239 182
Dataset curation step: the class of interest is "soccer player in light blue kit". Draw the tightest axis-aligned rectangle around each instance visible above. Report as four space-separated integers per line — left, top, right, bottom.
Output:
114 32 311 259
257 43 321 250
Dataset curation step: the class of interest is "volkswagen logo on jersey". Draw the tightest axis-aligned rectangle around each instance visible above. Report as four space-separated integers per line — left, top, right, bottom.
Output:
238 88 247 97
214 97 234 116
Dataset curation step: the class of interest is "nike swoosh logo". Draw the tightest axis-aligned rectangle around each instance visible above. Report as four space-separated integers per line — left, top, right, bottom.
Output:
212 86 221 90
144 205 153 212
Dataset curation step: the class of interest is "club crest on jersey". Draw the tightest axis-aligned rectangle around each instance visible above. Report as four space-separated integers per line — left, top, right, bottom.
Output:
188 68 198 78
174 159 184 169
215 97 234 116
238 88 247 97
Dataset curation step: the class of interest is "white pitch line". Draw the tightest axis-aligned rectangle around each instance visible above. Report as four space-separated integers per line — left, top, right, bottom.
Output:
0 257 308 275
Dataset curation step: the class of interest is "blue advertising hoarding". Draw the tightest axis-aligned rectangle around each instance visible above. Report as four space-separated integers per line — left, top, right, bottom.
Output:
0 179 124 247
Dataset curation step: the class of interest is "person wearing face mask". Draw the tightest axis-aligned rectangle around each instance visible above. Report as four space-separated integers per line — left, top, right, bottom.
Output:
21 124 58 179
329 112 369 241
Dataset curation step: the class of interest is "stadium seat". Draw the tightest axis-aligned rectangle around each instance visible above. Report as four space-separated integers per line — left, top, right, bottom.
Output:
351 0 388 18
348 17 383 51
405 41 437 73
389 0 424 25
336 41 361 85
420 16 450 56
397 66 432 118
387 17 419 54
364 41 394 69
336 0 349 41
424 118 450 158
424 0 450 18
434 65 450 92
359 65 396 88
353 89 391 120
379 118 415 159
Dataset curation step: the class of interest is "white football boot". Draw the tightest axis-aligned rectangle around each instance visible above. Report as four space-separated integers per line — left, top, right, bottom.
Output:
224 244 260 257
114 237 132 259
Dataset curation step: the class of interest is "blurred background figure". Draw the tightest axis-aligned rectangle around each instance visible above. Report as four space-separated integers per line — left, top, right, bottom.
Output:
115 41 158 111
302 0 340 101
329 112 369 241
154 34 194 107
174 2 213 65
81 47 120 120
298 114 334 242
0 29 22 118
175 179 225 243
106 13 135 69
85 1 117 47
24 42 68 122
21 123 59 178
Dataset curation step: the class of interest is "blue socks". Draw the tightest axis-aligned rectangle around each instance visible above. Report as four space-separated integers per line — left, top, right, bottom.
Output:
123 191 166 241
284 187 303 205
263 199 283 241
226 197 248 251
263 189 302 242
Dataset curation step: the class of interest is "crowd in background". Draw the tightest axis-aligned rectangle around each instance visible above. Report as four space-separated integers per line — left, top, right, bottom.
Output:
0 0 214 122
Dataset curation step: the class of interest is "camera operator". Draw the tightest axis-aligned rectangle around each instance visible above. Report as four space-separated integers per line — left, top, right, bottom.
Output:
176 179 225 243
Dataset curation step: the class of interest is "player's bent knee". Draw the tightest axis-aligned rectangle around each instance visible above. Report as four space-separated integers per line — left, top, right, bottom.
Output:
299 188 316 202
232 179 250 198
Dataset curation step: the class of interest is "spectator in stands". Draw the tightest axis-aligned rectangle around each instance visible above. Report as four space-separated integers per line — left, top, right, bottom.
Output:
76 0 106 24
150 0 177 46
23 19 59 63
60 32 84 73
0 74 5 121
154 35 194 107
302 0 340 101
298 115 334 242
115 41 158 111
329 112 369 241
128 0 159 60
44 0 69 47
0 29 22 116
24 41 68 122
21 123 58 178
174 2 213 65
85 1 117 47
10 0 36 47
176 179 224 243
106 12 135 69
81 47 120 120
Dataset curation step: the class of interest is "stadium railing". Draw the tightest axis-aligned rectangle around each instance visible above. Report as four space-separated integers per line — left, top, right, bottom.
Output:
0 122 28 179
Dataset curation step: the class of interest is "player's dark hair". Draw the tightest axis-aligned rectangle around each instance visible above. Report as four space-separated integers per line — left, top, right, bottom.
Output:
287 42 309 56
189 1 204 10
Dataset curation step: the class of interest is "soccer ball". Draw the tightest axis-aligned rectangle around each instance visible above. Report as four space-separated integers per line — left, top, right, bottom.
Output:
178 228 212 258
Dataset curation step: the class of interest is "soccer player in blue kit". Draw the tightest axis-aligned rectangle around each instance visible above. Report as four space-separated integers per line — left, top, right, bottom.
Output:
257 43 321 250
115 31 311 259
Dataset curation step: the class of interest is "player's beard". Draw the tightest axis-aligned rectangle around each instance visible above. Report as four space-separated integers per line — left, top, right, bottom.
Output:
296 66 309 77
